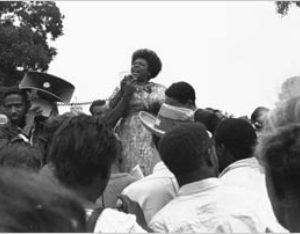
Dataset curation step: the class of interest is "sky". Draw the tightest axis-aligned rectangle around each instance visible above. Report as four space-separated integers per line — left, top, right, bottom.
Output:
48 1 300 117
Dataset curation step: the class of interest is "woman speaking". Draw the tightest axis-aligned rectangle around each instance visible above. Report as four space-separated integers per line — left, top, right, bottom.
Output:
109 49 165 176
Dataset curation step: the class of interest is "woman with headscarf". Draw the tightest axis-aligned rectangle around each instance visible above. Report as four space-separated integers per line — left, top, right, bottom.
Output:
109 49 165 176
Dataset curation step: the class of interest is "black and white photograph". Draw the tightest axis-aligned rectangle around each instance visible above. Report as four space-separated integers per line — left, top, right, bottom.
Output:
0 1 300 232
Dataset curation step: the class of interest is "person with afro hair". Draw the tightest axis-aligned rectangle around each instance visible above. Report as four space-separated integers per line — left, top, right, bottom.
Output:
108 48 166 176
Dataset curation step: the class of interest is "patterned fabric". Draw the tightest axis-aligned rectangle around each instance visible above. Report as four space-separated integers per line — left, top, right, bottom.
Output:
109 82 166 176
149 178 266 233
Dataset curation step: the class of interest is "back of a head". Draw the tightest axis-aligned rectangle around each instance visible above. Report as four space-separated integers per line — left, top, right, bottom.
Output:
278 76 300 103
215 118 257 160
159 123 211 177
194 109 221 134
265 96 300 132
251 107 269 123
165 81 196 107
0 168 86 232
251 106 270 131
0 142 43 171
256 124 300 229
89 99 107 115
47 114 117 187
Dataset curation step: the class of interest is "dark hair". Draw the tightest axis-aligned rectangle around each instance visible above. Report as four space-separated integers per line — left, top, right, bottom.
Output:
194 109 221 134
2 86 30 107
47 115 117 186
214 118 257 160
89 99 107 115
131 48 162 79
205 108 227 120
0 168 86 232
165 81 196 106
40 112 76 162
159 123 210 176
251 106 269 124
257 124 300 201
0 142 43 171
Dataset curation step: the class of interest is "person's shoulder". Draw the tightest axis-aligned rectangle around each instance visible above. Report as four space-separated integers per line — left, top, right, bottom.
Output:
109 173 139 189
123 172 173 196
94 208 145 233
148 199 177 230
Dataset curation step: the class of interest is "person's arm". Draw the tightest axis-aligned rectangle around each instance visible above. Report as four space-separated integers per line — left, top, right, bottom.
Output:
108 75 135 109
103 82 136 127
116 194 152 232
108 88 123 110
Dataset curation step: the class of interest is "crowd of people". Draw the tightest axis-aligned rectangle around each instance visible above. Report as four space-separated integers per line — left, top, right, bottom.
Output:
0 48 300 233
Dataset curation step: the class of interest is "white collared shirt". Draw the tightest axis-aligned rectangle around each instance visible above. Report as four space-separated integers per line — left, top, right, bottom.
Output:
220 158 287 233
87 208 146 233
122 161 179 224
149 178 266 233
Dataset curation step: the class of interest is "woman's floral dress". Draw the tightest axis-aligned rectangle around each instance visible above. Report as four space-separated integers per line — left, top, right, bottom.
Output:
109 82 165 176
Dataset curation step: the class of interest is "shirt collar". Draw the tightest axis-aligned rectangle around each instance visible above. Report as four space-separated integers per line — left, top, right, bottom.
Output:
153 161 169 173
178 177 222 196
219 157 261 177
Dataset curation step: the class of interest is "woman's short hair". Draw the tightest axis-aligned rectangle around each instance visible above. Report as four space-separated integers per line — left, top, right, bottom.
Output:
131 48 162 79
257 124 300 201
0 168 86 232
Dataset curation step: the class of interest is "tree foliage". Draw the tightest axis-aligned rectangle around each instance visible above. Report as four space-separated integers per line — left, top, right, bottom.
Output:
276 1 300 16
0 1 64 86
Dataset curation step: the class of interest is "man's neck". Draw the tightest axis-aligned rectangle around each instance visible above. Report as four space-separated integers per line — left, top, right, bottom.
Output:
177 169 216 188
111 162 121 174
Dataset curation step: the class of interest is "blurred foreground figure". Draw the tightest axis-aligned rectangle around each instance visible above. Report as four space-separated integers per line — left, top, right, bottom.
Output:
0 168 86 232
257 124 300 232
44 115 149 232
